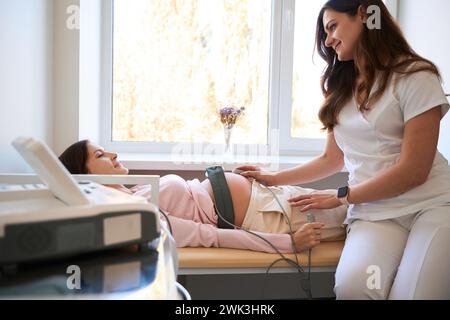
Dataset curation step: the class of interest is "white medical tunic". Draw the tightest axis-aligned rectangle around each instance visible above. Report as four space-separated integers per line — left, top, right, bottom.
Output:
333 70 450 223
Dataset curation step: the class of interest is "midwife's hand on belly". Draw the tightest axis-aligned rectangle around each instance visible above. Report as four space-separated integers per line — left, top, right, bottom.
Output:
293 222 325 252
289 193 342 212
235 165 278 186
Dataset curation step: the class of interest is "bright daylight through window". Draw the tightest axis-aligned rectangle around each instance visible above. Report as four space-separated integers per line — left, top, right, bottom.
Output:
112 0 271 145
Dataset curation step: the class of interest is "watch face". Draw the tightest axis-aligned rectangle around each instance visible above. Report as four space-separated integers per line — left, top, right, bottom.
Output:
338 186 348 198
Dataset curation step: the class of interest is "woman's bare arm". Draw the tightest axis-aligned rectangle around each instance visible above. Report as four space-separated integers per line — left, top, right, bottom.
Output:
239 131 344 186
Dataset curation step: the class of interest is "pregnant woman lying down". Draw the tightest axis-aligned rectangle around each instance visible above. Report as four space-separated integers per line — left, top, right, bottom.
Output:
58 140 348 254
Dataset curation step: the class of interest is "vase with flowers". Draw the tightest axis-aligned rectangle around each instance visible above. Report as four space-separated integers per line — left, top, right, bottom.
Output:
219 106 245 155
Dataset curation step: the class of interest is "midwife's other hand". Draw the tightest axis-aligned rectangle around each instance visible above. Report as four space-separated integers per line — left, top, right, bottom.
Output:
235 165 278 186
288 193 342 212
293 222 324 252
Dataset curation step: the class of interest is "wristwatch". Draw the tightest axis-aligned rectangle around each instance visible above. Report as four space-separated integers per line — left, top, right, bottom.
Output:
337 186 350 206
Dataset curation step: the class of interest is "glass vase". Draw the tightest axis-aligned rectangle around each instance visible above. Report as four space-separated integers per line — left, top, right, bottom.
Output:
223 125 234 155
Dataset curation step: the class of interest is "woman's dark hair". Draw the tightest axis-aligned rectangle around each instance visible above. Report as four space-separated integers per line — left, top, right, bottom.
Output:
58 140 90 174
316 0 440 131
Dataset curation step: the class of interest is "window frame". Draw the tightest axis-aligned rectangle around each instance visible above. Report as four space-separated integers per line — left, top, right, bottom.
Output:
100 0 398 157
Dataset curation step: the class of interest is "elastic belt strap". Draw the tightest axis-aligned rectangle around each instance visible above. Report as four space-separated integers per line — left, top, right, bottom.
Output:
205 166 235 229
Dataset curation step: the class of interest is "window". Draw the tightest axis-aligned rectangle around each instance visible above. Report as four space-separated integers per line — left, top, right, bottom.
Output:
103 0 396 156
112 0 271 146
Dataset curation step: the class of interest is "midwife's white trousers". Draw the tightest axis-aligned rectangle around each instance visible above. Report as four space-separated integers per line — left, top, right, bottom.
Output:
334 204 450 299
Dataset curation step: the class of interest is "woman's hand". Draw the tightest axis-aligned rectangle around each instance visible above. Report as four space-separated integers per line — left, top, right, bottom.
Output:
288 192 342 212
235 165 278 186
293 222 324 252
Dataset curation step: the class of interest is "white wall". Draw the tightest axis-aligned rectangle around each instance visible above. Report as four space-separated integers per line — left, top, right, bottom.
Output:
0 0 53 173
398 0 450 161
53 0 81 155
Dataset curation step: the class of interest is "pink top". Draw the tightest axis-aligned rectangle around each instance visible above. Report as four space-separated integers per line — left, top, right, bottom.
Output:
130 174 293 253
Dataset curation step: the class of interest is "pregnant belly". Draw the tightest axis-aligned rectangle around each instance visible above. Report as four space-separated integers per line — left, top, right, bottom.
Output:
200 173 252 228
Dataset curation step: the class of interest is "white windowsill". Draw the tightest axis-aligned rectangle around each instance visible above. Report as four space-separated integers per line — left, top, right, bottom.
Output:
120 153 349 173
